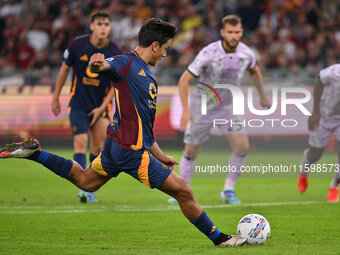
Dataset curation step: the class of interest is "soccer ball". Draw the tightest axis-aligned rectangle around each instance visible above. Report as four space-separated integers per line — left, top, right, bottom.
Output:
237 214 270 244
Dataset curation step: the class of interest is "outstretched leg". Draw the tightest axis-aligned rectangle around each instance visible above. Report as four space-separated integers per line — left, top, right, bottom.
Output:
0 138 111 192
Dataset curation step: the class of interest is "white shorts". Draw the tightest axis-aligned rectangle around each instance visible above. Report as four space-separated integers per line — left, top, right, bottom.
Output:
184 107 247 145
309 117 340 148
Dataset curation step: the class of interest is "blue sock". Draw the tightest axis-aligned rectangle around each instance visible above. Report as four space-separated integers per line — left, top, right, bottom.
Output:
74 153 86 168
87 153 98 196
36 150 73 178
89 153 97 163
190 211 221 242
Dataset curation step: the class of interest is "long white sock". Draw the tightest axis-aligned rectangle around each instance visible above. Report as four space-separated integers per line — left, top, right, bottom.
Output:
180 155 195 184
224 152 247 191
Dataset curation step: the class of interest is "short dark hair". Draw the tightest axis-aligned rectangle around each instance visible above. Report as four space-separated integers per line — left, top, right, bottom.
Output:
222 15 242 28
138 18 177 47
91 12 111 23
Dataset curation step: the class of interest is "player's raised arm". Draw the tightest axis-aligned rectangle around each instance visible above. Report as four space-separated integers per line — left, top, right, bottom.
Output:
178 70 195 131
248 65 271 109
89 53 111 73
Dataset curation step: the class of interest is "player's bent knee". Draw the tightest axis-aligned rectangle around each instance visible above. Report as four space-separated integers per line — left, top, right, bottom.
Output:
234 146 249 155
70 170 101 192
74 135 88 152
77 179 100 192
185 145 200 158
81 185 99 192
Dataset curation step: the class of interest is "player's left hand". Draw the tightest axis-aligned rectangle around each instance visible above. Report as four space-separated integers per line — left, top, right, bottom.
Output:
260 96 271 109
161 156 179 170
88 107 103 126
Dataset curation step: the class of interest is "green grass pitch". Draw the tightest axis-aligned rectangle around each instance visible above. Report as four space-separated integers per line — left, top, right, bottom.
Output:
0 148 339 255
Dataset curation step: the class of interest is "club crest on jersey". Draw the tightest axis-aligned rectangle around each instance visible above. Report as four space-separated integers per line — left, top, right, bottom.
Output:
238 57 247 67
161 163 169 169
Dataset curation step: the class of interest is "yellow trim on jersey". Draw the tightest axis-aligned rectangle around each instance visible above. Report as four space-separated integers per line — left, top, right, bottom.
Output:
91 153 108 176
115 88 121 119
138 150 151 188
131 50 140 59
102 87 113 117
130 104 143 150
68 75 77 103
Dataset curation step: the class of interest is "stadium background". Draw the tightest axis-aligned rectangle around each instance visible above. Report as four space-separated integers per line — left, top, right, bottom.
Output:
1 1 340 254
0 0 339 151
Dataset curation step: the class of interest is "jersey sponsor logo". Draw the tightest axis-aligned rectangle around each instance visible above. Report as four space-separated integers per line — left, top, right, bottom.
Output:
138 69 146 77
86 66 99 78
83 67 99 86
80 54 89 62
83 77 99 86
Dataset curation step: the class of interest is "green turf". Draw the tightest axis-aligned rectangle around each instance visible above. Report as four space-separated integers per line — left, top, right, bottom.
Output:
0 149 339 255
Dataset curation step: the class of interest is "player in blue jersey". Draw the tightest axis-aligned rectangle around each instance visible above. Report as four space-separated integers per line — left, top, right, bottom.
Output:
51 12 122 203
0 18 246 247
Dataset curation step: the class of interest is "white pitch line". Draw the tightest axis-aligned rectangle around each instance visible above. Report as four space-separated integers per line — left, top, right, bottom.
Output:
0 209 106 214
0 200 326 215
